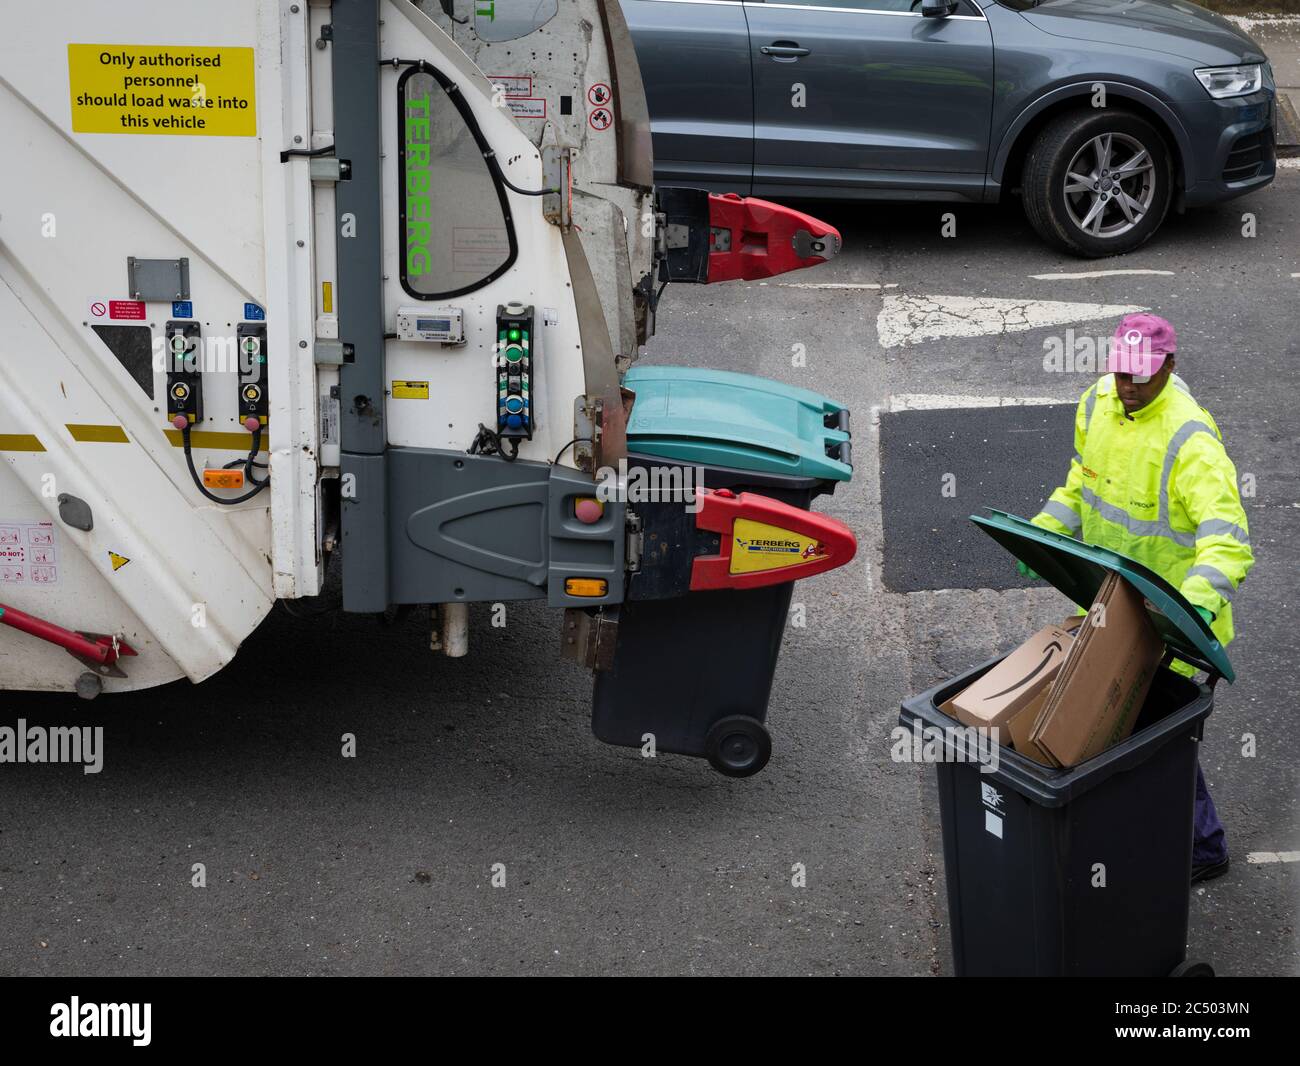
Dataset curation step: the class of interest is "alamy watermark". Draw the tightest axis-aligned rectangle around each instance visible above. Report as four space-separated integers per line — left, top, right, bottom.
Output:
891 716 1001 774
594 459 706 513
0 719 104 774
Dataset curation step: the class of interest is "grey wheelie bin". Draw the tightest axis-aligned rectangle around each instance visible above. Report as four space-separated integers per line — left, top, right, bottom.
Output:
899 510 1234 977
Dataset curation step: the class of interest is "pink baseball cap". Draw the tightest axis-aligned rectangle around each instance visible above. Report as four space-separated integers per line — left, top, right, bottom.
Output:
1108 313 1177 379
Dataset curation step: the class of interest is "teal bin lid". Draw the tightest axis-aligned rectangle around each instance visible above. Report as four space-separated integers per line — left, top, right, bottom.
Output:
973 509 1234 682
624 365 851 482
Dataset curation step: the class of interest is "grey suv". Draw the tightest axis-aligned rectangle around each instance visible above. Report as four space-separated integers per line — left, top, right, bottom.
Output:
625 0 1278 256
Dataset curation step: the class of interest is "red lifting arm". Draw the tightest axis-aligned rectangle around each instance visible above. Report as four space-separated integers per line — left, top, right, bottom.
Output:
706 193 841 283
689 489 857 592
0 602 137 676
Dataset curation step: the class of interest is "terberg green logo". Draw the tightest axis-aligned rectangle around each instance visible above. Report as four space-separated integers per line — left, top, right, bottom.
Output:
404 93 433 279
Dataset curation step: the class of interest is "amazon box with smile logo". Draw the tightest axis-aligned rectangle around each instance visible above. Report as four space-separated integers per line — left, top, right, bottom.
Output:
944 574 1165 767
1027 572 1165 768
943 624 1075 751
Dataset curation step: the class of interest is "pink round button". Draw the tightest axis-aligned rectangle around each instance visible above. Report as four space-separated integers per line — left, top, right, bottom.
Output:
574 498 604 524
243 417 261 432
171 414 188 430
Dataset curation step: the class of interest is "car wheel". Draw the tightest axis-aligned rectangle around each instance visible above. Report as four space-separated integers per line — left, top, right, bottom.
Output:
1022 110 1173 258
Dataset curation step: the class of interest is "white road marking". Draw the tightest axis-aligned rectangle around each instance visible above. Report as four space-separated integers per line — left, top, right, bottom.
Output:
1278 157 1300 170
877 294 1145 349
1246 851 1300 864
1291 273 1300 278
774 282 899 289
1030 269 1174 280
888 394 1074 412
1225 14 1300 31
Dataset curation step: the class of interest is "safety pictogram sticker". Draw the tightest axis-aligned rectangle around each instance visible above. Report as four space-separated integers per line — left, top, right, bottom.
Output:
90 301 107 318
108 551 130 572
588 83 612 107
588 107 612 132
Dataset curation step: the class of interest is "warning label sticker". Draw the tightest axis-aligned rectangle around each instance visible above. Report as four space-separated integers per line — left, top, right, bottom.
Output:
505 97 546 120
489 75 532 99
0 520 60 587
68 44 257 136
108 300 146 320
390 381 429 400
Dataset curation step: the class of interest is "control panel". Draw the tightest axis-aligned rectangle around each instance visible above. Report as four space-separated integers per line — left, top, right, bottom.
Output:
164 320 203 428
495 303 534 440
396 306 464 344
237 322 269 431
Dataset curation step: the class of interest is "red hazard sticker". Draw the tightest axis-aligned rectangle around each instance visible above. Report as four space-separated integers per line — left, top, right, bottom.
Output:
109 300 146 320
90 301 107 318
588 107 612 131
588 83 612 107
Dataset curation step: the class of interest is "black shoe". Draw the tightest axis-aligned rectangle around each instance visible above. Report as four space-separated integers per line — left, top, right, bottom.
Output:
1191 857 1230 885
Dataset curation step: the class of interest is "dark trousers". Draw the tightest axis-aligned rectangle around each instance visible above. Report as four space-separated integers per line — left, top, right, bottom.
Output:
1194 763 1228 866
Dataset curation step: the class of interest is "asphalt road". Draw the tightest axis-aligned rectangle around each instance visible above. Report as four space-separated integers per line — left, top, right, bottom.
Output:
3 173 1297 977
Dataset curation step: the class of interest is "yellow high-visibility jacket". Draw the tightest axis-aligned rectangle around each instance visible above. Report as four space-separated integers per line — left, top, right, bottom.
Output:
1032 374 1253 667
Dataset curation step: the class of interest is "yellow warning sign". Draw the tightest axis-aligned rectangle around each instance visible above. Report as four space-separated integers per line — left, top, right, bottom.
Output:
108 551 130 572
729 518 826 576
391 380 430 400
68 44 256 136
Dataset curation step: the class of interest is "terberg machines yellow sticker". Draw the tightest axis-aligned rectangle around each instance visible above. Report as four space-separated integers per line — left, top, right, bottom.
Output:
68 45 256 136
730 518 828 576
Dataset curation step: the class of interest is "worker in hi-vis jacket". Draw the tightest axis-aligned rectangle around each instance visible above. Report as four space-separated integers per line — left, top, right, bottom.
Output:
1028 313 1253 885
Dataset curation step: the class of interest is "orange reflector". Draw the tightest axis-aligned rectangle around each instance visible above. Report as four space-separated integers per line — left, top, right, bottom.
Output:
203 468 245 490
564 578 608 597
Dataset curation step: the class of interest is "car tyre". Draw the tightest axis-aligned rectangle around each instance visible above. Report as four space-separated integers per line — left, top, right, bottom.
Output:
1022 110 1173 258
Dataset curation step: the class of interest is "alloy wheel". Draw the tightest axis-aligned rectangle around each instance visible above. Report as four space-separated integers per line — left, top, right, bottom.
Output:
1062 132 1157 239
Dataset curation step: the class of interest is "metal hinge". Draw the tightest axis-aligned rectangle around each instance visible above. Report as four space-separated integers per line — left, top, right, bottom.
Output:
309 157 350 182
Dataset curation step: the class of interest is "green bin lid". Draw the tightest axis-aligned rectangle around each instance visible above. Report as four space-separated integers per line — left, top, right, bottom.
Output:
624 365 851 482
972 508 1234 682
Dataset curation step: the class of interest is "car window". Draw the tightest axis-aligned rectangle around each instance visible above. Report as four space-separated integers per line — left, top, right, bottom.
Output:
398 66 517 300
748 0 982 14
753 0 927 12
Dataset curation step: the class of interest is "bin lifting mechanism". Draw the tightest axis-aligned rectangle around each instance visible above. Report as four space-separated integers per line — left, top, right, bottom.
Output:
689 489 858 592
0 603 137 678
706 193 842 284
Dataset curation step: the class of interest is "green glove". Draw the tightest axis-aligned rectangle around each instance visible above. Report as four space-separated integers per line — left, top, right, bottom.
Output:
1016 561 1040 580
1195 606 1214 626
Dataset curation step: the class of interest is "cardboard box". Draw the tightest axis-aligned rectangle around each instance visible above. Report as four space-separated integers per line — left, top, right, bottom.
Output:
945 624 1075 742
940 582 1165 768
1006 688 1054 765
1030 572 1165 768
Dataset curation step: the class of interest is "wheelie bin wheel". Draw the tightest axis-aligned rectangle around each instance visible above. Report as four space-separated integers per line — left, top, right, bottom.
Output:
1169 960 1215 977
705 715 772 777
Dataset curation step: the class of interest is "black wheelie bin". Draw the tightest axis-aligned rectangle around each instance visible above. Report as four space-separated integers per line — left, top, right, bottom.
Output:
589 366 853 777
899 509 1235 977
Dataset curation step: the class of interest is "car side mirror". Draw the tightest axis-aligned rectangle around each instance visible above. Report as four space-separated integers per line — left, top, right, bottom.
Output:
921 0 959 16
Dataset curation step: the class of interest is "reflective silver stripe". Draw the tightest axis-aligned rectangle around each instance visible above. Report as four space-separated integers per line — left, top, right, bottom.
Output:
1041 500 1082 532
1080 486 1196 546
1196 517 1250 545
1158 420 1217 528
1072 451 1083 466
1083 386 1098 432
1186 564 1236 602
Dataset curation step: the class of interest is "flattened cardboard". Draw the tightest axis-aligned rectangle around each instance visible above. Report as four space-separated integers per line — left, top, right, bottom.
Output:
1006 688 1054 765
947 624 1074 735
1031 572 1164 768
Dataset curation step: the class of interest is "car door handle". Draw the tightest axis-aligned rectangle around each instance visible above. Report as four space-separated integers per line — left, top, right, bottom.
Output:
761 42 810 59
